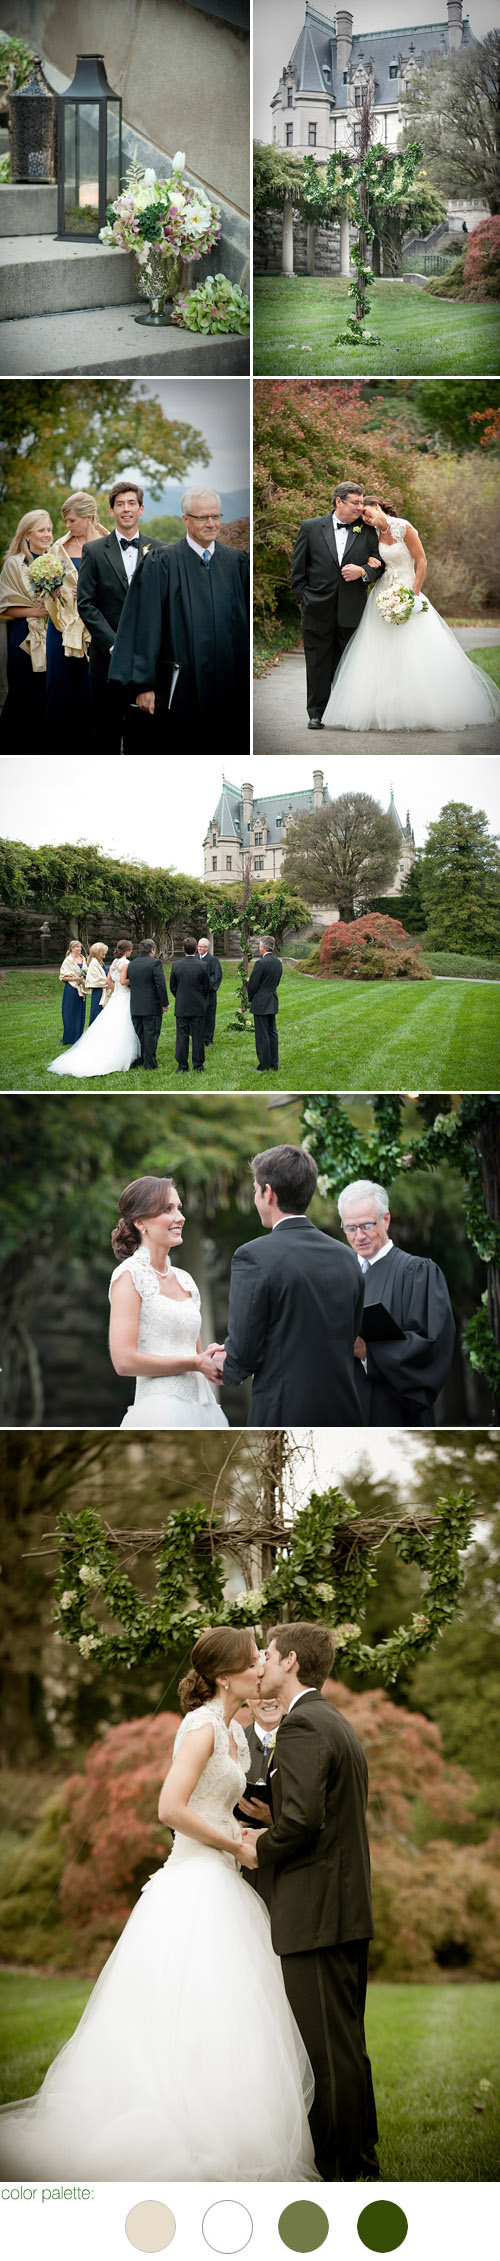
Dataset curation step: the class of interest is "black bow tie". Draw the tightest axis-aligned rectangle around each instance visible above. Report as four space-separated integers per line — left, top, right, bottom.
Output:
120 536 139 550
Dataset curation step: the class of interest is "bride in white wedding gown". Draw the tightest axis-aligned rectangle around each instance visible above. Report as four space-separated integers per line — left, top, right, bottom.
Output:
109 1174 228 1428
49 944 140 1077
0 1631 317 2182
323 500 500 733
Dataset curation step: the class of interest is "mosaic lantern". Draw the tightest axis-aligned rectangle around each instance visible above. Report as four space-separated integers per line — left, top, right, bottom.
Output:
57 53 122 240
9 55 55 183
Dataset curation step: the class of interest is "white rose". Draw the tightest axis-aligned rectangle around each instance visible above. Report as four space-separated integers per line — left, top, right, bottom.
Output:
78 1634 100 1658
79 1565 94 1585
172 150 185 173
60 1591 76 1610
168 190 186 212
143 168 156 189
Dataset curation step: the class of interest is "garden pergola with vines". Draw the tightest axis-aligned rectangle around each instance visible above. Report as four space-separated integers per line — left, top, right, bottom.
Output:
254 132 424 346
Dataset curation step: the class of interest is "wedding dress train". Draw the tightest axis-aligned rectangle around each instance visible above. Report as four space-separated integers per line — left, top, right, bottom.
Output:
0 1702 317 2181
49 957 140 1077
323 521 500 732
110 1244 228 1427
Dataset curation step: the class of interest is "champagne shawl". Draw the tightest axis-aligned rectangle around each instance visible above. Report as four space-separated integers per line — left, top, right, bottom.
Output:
46 541 91 659
0 554 47 672
59 953 87 993
85 955 109 999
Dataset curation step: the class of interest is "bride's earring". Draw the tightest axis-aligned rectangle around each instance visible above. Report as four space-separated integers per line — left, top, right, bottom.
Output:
223 1681 229 1690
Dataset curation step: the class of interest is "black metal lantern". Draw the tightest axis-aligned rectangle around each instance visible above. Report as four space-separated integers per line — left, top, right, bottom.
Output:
9 55 55 183
56 54 122 241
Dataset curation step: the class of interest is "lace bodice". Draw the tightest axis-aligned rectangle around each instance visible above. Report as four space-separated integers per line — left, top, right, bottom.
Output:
379 519 415 587
109 1245 216 1408
109 956 128 991
168 1701 250 1868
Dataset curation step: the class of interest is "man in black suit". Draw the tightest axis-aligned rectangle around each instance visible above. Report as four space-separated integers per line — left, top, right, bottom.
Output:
338 1177 456 1426
197 936 222 1047
77 480 159 753
248 937 282 1071
169 937 211 1073
242 1622 378 2184
108 487 250 753
216 1144 363 1424
290 479 385 728
120 938 168 1071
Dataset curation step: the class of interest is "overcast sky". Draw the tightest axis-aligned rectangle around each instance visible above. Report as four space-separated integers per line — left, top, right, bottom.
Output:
1 753 498 873
254 0 499 139
75 379 250 512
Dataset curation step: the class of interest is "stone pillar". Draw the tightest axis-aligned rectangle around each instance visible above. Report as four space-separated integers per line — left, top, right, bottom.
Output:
282 196 294 276
313 768 324 809
336 11 354 75
242 780 253 824
340 210 350 276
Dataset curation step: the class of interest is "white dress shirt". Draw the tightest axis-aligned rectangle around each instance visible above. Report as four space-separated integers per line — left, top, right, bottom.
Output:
332 516 349 563
118 536 141 583
356 1239 393 1270
186 534 215 561
286 1687 317 1715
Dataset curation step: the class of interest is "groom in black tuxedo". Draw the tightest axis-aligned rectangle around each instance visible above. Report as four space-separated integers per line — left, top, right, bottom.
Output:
217 1144 363 1424
290 480 385 727
243 1623 379 2184
78 480 160 753
121 939 168 1071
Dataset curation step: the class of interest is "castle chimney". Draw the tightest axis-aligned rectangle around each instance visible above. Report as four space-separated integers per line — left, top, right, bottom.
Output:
242 780 253 825
336 10 353 75
313 768 324 809
447 0 463 49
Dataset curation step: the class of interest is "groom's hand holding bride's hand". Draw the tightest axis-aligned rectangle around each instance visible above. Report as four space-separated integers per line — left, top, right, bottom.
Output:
206 1342 226 1378
237 1832 261 1870
198 1347 226 1382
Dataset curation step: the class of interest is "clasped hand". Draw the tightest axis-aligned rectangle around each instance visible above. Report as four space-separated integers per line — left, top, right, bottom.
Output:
205 1341 226 1380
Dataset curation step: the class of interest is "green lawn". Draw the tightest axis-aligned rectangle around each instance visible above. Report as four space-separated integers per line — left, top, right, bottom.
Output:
1 962 499 1092
2 958 500 1089
473 646 500 689
253 276 500 376
0 1972 498 2180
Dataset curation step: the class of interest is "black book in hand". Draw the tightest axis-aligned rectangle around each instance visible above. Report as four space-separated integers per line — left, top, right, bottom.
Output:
362 1301 405 1343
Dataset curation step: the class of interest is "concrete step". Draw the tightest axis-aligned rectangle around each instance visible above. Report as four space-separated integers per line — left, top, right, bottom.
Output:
0 234 137 320
0 300 250 374
0 183 58 236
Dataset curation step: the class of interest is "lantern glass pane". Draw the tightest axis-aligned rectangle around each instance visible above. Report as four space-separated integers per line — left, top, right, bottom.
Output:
64 101 100 234
106 100 121 205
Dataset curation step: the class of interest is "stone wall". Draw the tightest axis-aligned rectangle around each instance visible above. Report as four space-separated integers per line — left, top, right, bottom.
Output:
254 208 345 276
0 0 249 212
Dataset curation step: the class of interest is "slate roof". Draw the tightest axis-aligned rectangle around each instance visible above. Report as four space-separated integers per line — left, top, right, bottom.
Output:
277 10 475 109
208 779 409 849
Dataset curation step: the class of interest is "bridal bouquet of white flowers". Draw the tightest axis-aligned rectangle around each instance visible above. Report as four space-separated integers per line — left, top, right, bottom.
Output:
376 583 428 626
26 548 66 599
100 149 221 271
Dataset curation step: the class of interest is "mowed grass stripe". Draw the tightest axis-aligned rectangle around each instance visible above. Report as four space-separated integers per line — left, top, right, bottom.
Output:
1 965 499 1090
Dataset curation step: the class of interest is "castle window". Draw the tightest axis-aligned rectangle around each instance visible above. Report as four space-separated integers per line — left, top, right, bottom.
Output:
226 855 232 871
254 856 264 871
355 86 362 106
273 123 276 141
343 69 347 83
405 81 412 94
389 63 398 79
212 856 217 870
354 126 361 146
287 85 293 106
276 817 282 828
286 122 293 146
308 122 317 146
212 831 217 844
254 830 263 845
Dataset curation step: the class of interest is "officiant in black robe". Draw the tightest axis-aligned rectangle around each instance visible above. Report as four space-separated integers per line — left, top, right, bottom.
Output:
338 1179 456 1426
108 488 250 752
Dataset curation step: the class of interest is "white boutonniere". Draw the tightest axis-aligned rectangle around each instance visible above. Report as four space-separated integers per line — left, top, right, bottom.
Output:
351 523 362 534
142 544 150 555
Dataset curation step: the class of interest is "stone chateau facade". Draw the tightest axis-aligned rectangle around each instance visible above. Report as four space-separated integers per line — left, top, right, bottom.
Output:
271 2 474 165
203 773 415 912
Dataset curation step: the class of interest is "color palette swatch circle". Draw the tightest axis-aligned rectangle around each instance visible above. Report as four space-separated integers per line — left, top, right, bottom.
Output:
125 2201 176 2252
278 2201 329 2253
202 2202 253 2253
357 2201 409 2253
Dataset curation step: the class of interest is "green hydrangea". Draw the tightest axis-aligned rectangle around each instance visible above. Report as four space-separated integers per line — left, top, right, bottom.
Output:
172 275 250 334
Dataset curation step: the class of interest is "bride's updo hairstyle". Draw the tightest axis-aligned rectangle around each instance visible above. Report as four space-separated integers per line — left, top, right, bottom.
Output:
115 939 133 956
179 1627 256 1713
111 1175 175 1260
363 494 397 518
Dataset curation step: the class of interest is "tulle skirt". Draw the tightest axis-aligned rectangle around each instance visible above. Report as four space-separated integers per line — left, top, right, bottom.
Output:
0 1845 317 2181
121 1380 228 1429
323 593 500 732
49 990 140 1077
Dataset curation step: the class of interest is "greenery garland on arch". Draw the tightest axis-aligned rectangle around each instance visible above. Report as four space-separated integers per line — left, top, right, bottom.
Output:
301 1093 500 1408
52 1487 474 1688
302 139 423 347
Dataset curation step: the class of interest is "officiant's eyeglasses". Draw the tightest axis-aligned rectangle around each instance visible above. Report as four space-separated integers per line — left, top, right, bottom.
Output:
187 511 222 522
344 1221 381 1236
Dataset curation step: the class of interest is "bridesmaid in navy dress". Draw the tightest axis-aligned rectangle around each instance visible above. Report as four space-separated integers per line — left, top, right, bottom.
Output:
58 940 87 1047
0 509 53 748
85 942 110 1025
46 494 108 754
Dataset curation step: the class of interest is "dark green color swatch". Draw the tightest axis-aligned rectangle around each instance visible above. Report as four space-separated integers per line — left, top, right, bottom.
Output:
357 2201 408 2253
278 2201 329 2254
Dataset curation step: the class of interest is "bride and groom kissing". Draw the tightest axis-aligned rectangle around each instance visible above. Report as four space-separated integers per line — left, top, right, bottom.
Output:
0 1621 378 2185
291 477 500 734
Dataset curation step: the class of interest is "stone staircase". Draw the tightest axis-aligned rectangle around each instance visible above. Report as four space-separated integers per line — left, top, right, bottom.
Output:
0 182 250 375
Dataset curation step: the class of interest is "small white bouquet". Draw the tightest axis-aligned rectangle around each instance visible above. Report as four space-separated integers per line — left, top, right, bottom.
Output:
376 583 428 627
26 548 66 599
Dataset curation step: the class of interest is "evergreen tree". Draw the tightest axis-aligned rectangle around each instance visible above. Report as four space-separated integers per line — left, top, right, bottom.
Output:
418 802 500 952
